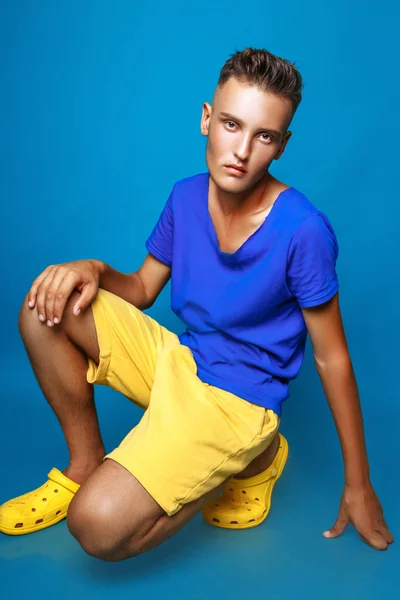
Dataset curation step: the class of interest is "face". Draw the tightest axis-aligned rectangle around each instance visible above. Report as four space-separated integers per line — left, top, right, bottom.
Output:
200 77 294 194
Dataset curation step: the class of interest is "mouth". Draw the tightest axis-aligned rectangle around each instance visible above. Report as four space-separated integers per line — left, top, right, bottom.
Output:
224 164 247 175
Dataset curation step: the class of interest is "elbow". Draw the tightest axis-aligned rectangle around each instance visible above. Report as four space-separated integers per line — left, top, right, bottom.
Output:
144 298 155 310
136 294 153 311
314 352 353 374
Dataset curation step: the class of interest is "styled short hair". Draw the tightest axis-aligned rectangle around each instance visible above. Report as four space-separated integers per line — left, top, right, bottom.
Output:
217 47 303 115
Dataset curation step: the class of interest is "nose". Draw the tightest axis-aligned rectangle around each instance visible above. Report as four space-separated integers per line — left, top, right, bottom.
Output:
234 133 252 162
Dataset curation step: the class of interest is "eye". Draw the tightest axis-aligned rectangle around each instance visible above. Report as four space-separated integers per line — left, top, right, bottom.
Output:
260 133 273 143
224 120 237 130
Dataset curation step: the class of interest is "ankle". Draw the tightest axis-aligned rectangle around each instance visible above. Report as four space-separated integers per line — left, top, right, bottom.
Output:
63 454 105 485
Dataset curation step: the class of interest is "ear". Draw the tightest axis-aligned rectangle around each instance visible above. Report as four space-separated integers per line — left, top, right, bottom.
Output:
274 131 292 160
200 102 212 136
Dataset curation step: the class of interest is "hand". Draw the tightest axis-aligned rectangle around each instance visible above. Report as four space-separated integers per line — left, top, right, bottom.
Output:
323 481 394 550
28 259 103 326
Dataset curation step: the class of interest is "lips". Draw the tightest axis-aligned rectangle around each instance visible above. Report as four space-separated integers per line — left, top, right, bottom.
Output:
225 164 247 173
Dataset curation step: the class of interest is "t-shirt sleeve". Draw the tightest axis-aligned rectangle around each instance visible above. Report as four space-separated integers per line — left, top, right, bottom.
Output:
145 186 174 267
286 213 339 308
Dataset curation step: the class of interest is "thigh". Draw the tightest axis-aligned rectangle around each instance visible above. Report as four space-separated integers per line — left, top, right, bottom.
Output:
67 458 163 552
67 457 225 560
67 345 279 558
105 344 279 517
61 292 100 363
86 288 180 409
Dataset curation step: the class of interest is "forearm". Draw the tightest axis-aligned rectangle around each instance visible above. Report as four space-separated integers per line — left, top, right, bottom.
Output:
93 260 150 310
316 355 370 487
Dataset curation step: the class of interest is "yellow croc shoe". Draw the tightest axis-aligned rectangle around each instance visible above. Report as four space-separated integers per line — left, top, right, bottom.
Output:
203 433 288 530
0 468 80 536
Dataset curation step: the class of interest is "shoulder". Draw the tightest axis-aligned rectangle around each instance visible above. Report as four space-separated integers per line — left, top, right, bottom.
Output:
173 172 208 194
284 187 321 220
283 187 337 240
167 172 208 217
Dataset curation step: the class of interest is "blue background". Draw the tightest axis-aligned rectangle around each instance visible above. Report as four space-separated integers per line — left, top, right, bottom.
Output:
1 0 398 597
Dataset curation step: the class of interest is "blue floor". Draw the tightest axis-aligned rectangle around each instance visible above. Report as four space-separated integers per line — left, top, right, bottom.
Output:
1 353 398 599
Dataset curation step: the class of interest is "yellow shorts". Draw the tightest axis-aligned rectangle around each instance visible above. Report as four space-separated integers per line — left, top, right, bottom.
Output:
87 289 280 516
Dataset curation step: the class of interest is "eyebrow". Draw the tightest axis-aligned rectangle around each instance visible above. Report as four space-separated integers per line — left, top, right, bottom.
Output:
219 112 282 138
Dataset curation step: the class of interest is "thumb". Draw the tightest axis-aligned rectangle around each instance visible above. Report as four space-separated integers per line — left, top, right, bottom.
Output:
73 283 98 315
323 509 349 539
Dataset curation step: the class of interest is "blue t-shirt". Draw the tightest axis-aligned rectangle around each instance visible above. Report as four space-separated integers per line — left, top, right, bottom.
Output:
145 172 339 416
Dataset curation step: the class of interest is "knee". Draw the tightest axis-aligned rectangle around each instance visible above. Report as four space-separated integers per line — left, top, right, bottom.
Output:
67 493 116 560
18 296 42 341
18 291 80 341
67 493 141 562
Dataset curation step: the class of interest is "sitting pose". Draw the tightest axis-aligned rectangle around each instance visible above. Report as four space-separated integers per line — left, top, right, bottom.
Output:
0 47 393 559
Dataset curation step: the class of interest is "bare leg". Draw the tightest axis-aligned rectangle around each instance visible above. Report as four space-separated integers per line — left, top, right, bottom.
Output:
18 293 105 484
68 433 282 561
67 458 228 561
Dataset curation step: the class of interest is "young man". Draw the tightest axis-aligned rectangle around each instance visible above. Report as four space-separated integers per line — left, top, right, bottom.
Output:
0 48 393 558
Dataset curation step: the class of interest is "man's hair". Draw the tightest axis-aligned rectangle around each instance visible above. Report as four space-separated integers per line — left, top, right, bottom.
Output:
217 47 303 115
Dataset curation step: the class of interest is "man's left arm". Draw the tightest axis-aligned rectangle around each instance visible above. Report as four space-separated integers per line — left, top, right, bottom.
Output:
302 292 394 551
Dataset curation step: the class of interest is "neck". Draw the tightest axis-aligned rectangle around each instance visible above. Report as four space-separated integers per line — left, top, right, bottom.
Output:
210 171 277 217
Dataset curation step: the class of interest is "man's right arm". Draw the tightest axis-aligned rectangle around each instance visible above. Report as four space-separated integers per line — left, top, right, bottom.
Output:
94 253 171 310
28 254 171 326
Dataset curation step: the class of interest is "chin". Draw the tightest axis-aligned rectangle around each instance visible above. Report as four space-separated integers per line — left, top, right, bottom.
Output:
208 165 249 193
221 179 249 194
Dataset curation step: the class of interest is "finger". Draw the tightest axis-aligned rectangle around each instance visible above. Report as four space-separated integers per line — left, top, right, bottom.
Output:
28 266 54 308
323 511 349 539
376 514 394 543
45 268 73 326
355 517 389 550
377 515 388 527
359 529 388 551
377 525 394 545
52 272 80 323
72 282 97 315
36 268 57 323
